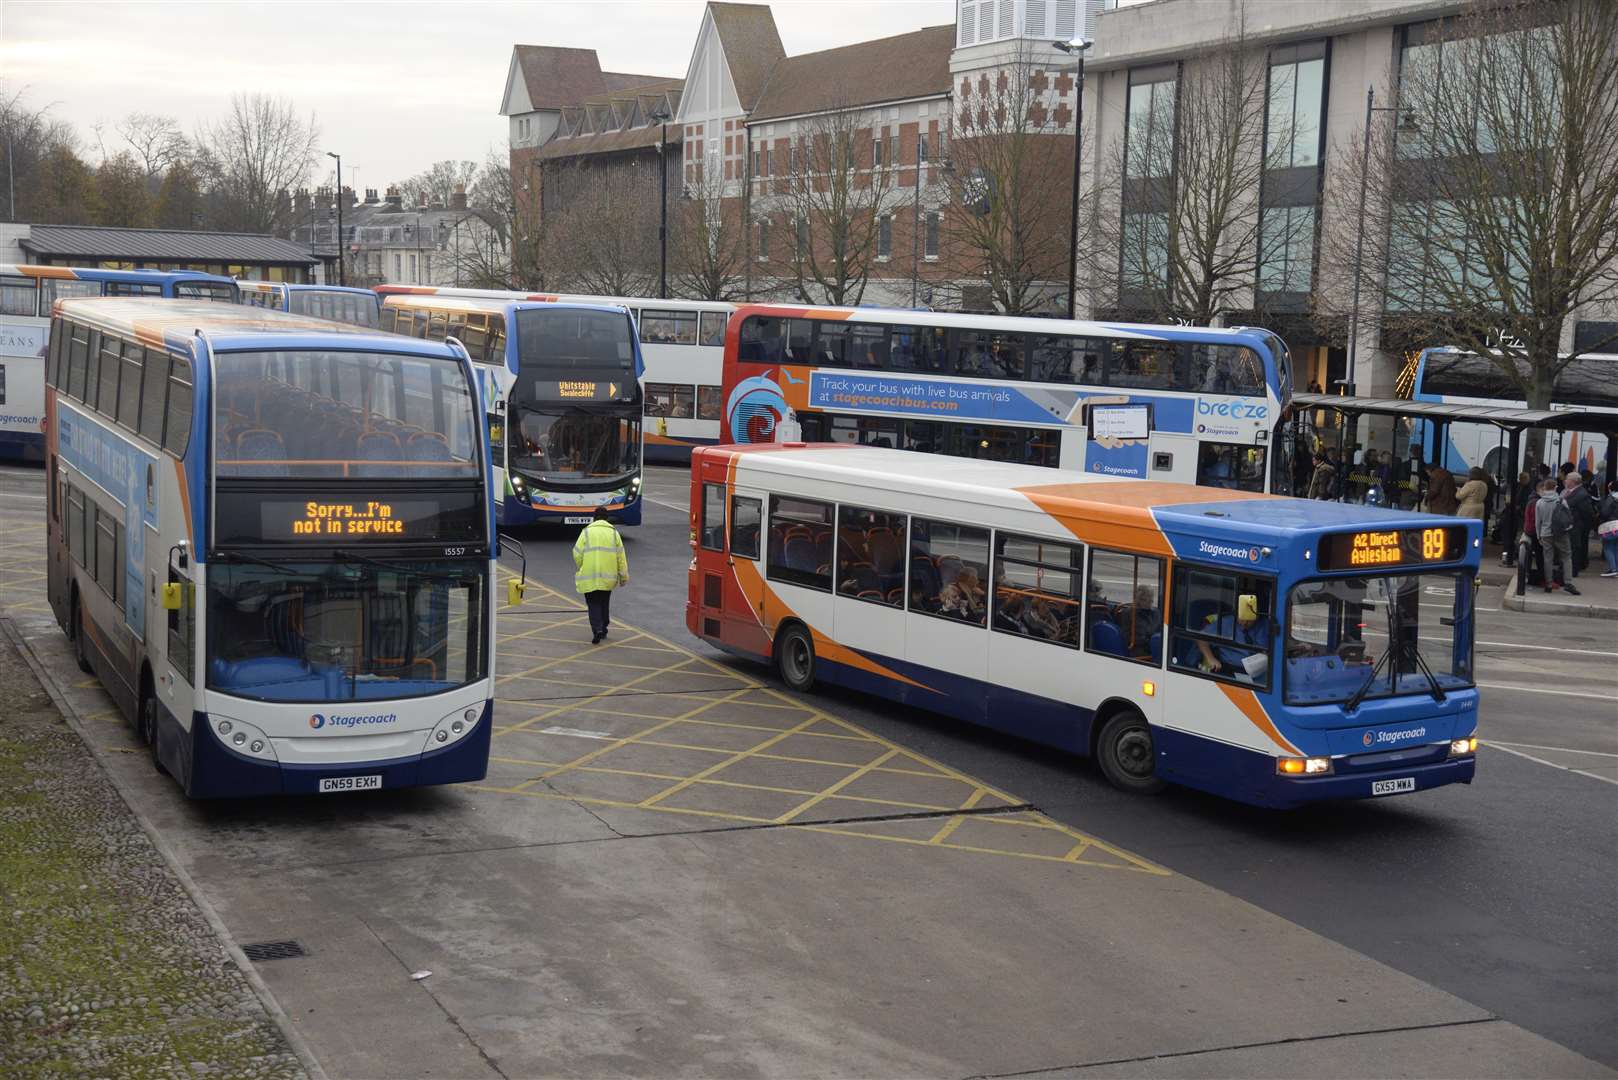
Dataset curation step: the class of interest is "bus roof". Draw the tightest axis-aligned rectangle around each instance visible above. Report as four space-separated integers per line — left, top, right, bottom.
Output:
730 302 1277 348
1 263 236 286
55 297 462 357
380 292 630 317
704 443 1471 560
377 285 731 312
236 281 379 297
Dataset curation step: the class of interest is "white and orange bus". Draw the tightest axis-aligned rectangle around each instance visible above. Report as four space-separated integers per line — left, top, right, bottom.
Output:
687 443 1484 809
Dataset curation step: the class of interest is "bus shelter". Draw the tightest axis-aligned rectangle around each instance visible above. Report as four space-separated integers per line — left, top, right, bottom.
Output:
1289 393 1618 545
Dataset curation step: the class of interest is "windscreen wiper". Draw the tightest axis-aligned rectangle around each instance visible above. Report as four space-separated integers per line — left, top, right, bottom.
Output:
1407 645 1448 704
1344 648 1391 714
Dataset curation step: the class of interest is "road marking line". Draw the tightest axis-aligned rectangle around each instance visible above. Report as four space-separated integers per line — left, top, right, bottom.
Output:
1475 681 1616 700
1488 740 1618 758
773 747 900 823
641 494 687 512
1474 639 1618 657
1486 743 1618 785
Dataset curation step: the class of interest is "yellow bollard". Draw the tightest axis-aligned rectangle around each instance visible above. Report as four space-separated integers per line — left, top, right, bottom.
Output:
506 579 526 607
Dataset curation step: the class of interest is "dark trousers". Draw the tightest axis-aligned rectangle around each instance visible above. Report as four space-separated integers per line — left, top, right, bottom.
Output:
1572 527 1590 574
585 589 612 638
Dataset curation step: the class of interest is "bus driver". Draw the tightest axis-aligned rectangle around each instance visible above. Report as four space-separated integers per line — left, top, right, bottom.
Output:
1196 593 1271 680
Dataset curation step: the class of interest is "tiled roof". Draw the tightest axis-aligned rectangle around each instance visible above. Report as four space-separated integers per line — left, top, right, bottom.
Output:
21 224 314 265
535 122 682 162
708 2 786 109
748 24 954 122
512 45 609 111
603 70 672 92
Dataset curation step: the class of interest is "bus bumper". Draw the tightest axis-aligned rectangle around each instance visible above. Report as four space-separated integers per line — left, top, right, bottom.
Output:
182 702 493 798
498 493 642 527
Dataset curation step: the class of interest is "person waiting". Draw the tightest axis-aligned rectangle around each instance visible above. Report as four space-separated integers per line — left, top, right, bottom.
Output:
938 566 985 622
1196 594 1270 679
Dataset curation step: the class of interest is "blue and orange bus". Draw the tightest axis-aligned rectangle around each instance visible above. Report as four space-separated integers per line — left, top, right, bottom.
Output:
380 291 646 526
722 305 1297 494
1 265 239 461
44 297 498 797
688 444 1482 809
237 280 382 328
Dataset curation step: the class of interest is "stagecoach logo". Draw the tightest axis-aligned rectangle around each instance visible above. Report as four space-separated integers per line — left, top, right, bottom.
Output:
1363 725 1427 747
1197 540 1261 563
309 711 398 730
309 713 326 730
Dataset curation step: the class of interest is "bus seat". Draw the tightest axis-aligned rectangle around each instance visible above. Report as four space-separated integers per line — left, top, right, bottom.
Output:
1149 631 1163 665
235 429 290 477
856 589 884 602
885 587 903 606
1090 620 1126 656
405 431 452 461
841 562 880 594
937 555 963 586
815 532 834 565
910 556 941 598
783 536 818 572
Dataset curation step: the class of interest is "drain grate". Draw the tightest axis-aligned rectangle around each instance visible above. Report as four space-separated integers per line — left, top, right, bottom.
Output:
241 939 306 962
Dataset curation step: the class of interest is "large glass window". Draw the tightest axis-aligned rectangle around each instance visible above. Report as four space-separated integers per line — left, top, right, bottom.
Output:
639 309 699 345
1125 70 1176 180
510 411 639 481
515 308 635 371
1121 211 1170 290
992 534 1084 647
835 505 905 606
1085 550 1163 664
1285 573 1473 706
909 519 989 626
1169 566 1275 688
646 383 694 418
213 350 480 478
767 496 833 591
1259 204 1315 294
0 274 39 317
205 558 488 703
1266 53 1325 169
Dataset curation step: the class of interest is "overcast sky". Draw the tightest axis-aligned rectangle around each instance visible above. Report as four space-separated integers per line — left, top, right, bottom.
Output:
3 0 958 193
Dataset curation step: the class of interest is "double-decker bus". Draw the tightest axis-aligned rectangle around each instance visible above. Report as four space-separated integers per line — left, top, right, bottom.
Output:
688 444 1482 809
721 305 1296 494
1412 346 1616 482
44 298 495 797
238 280 382 328
1 265 239 462
380 292 645 525
378 285 733 463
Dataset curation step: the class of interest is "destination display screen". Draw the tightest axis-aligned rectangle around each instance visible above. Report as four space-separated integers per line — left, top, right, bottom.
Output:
214 489 484 548
1317 526 1466 571
532 378 632 402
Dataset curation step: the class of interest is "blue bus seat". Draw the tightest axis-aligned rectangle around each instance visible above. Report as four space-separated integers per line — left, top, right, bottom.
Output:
1090 620 1125 656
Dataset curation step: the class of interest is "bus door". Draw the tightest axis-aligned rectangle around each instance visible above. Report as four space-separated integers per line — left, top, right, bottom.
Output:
693 463 767 654
158 542 197 730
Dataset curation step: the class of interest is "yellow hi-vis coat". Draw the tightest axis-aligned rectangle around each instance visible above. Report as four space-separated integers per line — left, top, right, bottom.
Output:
572 519 628 594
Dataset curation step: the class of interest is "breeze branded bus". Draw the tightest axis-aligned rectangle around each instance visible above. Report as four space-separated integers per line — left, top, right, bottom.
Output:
44 297 496 797
1412 345 1616 483
687 443 1482 809
1 265 239 462
238 280 382 328
721 305 1297 494
380 291 645 525
378 285 733 463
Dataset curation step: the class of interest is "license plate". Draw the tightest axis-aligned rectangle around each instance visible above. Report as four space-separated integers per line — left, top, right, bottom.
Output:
564 515 592 525
319 775 382 793
1371 777 1416 796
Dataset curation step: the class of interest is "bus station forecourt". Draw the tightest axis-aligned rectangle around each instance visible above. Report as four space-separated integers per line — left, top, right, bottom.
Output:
0 297 1613 1077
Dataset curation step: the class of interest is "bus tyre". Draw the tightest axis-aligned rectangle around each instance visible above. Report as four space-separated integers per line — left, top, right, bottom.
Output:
72 597 93 674
140 692 167 776
1096 711 1165 795
776 624 816 693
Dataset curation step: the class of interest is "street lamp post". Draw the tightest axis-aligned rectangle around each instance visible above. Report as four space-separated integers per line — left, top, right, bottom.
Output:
650 105 671 299
1348 87 1415 402
1053 37 1092 320
326 151 345 286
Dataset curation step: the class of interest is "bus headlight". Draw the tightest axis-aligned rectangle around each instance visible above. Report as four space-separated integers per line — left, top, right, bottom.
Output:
425 704 485 752
1276 756 1332 776
1449 736 1477 757
211 716 277 760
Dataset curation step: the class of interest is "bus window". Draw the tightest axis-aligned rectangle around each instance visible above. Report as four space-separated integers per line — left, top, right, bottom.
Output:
1188 343 1265 395
700 310 728 347
139 351 170 443
836 506 905 606
888 326 947 372
164 358 193 456
815 322 850 365
1115 342 1179 390
730 496 761 559
1169 566 1274 688
641 309 698 345
45 279 102 308
700 483 726 551
175 281 236 302
116 343 143 431
105 282 163 297
1 274 39 316
647 383 694 418
739 315 784 363
992 533 1084 646
696 385 722 421
1085 550 1163 663
1196 442 1266 492
910 519 988 625
766 495 832 591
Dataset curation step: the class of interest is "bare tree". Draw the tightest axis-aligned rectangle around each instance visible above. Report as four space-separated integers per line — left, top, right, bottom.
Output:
1317 0 1618 423
116 112 189 180
95 151 151 227
670 165 748 301
1097 22 1294 324
396 159 479 208
0 84 79 222
199 94 319 233
779 100 905 305
541 158 658 296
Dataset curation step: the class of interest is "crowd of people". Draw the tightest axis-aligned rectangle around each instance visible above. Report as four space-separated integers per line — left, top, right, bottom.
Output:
1301 440 1617 594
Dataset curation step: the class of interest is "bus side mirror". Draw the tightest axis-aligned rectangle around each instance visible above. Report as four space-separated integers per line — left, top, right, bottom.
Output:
507 579 526 607
161 583 183 611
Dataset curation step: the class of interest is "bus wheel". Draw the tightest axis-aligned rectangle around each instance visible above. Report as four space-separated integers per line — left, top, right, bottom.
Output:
1096 710 1165 795
140 692 168 776
71 595 93 674
775 624 816 693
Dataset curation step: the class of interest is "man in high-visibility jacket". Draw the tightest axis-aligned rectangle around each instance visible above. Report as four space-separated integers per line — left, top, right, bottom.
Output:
572 506 629 644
